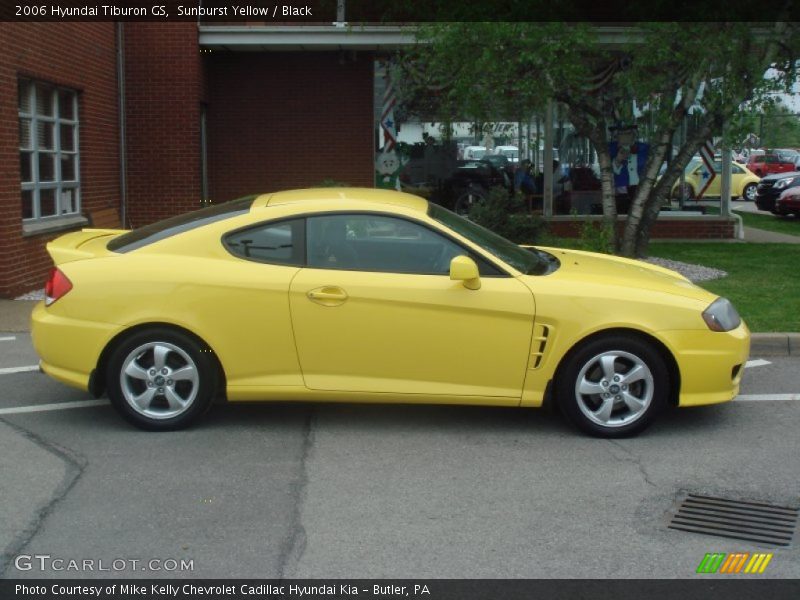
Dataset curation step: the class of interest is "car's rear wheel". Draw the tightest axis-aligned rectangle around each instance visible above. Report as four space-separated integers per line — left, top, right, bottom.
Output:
556 335 669 438
454 185 487 216
106 329 218 431
742 183 757 202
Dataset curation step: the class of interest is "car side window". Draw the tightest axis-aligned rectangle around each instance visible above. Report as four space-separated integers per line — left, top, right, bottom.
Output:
306 214 500 276
224 218 304 266
732 164 744 174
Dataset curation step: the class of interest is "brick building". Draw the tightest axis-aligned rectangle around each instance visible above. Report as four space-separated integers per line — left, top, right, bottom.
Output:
0 22 736 298
0 22 120 298
0 22 389 297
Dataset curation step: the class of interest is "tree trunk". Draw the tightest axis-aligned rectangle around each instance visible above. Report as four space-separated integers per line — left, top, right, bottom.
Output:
620 128 674 256
633 123 714 257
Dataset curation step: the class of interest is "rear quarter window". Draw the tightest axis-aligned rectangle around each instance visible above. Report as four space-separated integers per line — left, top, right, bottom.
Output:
108 196 256 253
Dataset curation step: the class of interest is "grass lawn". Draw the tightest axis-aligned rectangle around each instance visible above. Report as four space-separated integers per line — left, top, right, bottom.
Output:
734 210 800 237
647 242 800 332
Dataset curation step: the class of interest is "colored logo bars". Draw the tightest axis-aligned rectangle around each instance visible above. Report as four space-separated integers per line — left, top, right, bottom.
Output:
696 552 773 574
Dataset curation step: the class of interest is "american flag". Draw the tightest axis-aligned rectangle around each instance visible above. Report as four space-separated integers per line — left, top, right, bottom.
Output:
380 62 398 152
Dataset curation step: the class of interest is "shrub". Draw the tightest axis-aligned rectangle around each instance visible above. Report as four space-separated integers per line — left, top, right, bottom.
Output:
577 219 615 254
468 187 547 244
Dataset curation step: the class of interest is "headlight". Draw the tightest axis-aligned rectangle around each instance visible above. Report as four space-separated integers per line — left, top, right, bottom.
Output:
775 178 793 190
702 297 741 332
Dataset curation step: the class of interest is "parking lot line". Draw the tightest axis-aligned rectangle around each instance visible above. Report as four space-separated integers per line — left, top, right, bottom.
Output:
735 394 800 401
0 399 108 415
745 359 771 368
0 365 39 375
0 336 16 341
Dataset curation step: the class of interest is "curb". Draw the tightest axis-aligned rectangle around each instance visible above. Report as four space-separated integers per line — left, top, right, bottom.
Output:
749 333 799 357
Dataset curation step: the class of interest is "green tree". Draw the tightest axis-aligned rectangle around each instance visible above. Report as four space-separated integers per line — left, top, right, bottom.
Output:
744 100 800 148
399 20 800 257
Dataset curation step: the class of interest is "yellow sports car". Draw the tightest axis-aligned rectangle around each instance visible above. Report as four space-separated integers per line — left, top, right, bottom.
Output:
32 188 750 437
672 159 761 201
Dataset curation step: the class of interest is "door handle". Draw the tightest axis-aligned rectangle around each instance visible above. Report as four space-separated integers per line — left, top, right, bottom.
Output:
307 286 348 306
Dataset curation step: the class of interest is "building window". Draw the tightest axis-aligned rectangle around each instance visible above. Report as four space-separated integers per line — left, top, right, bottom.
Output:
18 79 80 221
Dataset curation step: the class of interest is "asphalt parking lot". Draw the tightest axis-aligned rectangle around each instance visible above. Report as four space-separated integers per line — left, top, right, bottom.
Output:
0 331 798 580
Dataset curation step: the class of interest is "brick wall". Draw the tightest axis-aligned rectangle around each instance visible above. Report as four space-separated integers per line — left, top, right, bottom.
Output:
0 22 119 298
546 217 737 240
205 51 375 203
123 23 203 228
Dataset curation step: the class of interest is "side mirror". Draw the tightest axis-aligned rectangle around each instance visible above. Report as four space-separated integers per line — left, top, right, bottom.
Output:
449 256 481 290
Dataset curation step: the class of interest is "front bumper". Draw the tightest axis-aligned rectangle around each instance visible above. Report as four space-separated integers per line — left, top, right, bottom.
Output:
31 302 118 392
755 192 778 212
660 322 750 407
775 200 800 215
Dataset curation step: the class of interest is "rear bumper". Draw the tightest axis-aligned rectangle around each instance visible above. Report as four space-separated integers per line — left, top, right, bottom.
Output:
660 322 750 407
31 302 118 392
775 201 800 215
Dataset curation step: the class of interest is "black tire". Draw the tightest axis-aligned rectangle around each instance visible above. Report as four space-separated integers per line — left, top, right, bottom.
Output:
556 334 669 438
106 328 219 431
454 188 486 216
741 183 757 202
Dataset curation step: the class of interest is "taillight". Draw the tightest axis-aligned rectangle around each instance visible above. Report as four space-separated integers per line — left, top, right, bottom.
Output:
44 268 73 306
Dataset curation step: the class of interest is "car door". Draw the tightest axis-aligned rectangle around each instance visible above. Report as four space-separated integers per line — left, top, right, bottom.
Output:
288 213 535 401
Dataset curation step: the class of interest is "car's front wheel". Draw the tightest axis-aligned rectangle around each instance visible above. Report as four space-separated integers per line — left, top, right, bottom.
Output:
556 335 669 438
106 328 219 431
742 183 757 202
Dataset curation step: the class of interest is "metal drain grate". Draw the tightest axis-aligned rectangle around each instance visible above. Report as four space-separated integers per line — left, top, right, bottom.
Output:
668 493 799 547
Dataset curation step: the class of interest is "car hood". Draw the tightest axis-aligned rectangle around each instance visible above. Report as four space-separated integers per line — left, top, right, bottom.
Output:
760 171 800 181
530 247 715 303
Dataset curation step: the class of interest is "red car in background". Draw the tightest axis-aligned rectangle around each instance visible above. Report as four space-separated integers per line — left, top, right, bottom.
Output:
746 153 796 177
775 187 800 217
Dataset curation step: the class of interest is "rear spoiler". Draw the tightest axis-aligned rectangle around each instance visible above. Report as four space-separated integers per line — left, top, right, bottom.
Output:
46 228 125 265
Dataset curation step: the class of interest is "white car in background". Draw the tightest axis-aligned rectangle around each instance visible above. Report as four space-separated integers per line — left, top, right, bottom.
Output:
494 145 519 164
463 146 487 160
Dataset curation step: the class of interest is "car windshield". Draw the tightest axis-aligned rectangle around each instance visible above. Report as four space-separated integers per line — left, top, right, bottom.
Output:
107 195 256 253
428 203 551 275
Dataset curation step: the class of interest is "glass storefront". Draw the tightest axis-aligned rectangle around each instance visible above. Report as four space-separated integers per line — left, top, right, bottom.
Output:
375 56 730 219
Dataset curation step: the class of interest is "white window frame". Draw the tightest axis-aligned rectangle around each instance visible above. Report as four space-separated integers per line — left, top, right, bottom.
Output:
19 79 80 222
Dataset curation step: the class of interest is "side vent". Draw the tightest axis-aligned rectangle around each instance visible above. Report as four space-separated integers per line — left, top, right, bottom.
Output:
529 324 551 369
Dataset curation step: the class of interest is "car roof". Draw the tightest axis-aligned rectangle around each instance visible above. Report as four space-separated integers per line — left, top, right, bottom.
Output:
251 187 430 213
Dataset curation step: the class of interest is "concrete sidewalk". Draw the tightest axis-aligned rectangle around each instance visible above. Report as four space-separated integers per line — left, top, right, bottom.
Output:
0 300 35 332
2 299 796 356
743 225 800 244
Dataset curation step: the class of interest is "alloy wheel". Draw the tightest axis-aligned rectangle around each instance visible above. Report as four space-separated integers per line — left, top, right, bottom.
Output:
119 341 199 420
573 350 654 428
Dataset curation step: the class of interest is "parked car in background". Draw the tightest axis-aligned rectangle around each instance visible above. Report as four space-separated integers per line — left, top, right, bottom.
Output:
462 145 487 160
494 145 520 164
481 154 514 181
755 172 800 213
444 159 509 214
774 148 800 163
671 159 760 201
746 153 796 177
774 187 800 217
